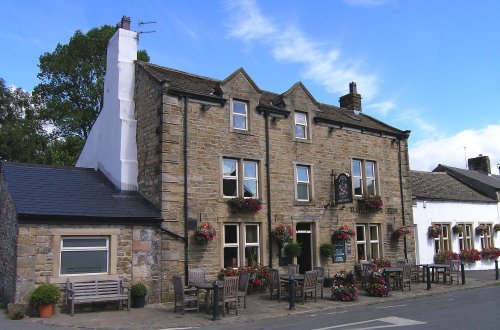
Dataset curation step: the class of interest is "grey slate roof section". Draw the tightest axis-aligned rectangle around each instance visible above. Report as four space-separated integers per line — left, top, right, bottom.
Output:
1 162 161 220
136 61 408 138
433 164 500 200
410 170 496 202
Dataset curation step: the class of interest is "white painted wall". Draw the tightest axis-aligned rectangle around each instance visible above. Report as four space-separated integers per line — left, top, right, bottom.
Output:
76 27 138 191
413 200 500 270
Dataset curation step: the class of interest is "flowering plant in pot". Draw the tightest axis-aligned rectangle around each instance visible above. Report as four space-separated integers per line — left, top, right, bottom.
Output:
194 223 216 241
475 224 488 236
392 225 412 239
357 195 383 212
459 249 482 264
31 284 60 318
271 224 294 244
131 283 147 308
332 225 355 241
331 270 357 301
452 224 463 235
365 271 390 297
480 247 500 261
227 197 262 213
428 224 442 239
370 257 391 269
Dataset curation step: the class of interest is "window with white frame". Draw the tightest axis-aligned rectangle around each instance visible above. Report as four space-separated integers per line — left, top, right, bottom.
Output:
352 159 377 196
223 224 260 268
294 112 308 139
222 158 259 198
433 224 451 253
356 224 381 261
480 223 493 249
60 237 109 275
295 165 311 201
231 100 248 130
458 224 474 250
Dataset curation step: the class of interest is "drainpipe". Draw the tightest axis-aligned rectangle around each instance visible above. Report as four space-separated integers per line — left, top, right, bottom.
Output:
183 95 189 285
397 138 408 260
264 113 273 269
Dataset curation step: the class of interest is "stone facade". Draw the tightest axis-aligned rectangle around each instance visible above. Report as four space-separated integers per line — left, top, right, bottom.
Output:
135 66 414 301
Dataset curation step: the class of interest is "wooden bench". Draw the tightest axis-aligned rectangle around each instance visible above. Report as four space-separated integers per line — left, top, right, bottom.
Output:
66 278 130 316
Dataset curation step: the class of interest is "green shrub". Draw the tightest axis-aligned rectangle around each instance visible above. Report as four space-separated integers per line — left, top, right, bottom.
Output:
31 284 60 306
130 283 147 297
7 310 24 320
284 242 302 257
320 243 334 258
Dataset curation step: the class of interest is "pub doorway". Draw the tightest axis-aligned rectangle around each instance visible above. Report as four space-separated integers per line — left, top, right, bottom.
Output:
296 222 312 273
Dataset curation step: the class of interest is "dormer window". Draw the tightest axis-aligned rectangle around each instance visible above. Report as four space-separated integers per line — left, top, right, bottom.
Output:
294 112 308 139
231 100 248 130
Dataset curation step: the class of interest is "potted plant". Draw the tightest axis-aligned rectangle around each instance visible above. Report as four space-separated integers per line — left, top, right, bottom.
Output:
194 223 216 242
357 194 383 212
475 224 487 236
284 242 302 258
130 283 147 308
31 284 60 318
452 224 463 235
320 242 334 258
332 225 355 241
428 224 442 239
271 224 294 245
392 225 412 239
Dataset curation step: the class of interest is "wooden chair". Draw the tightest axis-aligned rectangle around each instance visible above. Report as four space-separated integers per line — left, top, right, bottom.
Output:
188 268 206 285
448 260 461 285
219 276 238 316
401 265 412 291
268 269 283 301
295 270 318 304
408 257 420 282
237 272 250 308
436 259 451 284
361 262 375 288
173 275 199 314
287 264 299 276
313 266 325 298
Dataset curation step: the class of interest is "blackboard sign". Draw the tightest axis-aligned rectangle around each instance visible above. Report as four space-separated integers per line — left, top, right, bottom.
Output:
332 239 346 263
335 173 353 205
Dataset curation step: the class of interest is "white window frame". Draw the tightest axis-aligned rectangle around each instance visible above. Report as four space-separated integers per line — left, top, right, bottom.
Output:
60 236 109 276
480 223 493 249
356 225 367 261
294 112 308 140
223 158 239 198
356 224 381 261
295 165 310 202
244 224 260 266
353 159 363 196
365 161 376 196
433 223 452 253
369 224 380 259
223 224 240 268
231 100 248 131
243 161 259 199
458 224 474 250
352 159 378 197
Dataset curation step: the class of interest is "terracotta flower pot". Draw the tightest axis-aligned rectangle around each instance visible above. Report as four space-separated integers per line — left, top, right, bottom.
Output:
38 304 53 318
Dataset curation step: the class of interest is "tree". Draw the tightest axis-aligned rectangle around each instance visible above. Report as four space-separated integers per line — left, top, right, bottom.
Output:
0 78 48 163
34 25 149 140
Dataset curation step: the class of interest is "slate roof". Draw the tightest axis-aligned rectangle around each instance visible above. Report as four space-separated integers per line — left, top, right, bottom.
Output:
1 162 161 221
433 164 500 200
136 61 409 138
410 170 496 202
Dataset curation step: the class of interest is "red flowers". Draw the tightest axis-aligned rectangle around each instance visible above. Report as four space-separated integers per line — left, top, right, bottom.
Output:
228 197 263 212
194 223 216 241
358 195 383 211
333 225 355 240
272 224 294 244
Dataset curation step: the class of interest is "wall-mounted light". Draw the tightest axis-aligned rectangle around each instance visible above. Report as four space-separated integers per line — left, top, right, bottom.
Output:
200 103 212 111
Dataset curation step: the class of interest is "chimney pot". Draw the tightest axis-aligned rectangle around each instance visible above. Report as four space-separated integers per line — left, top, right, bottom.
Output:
339 82 362 112
121 16 131 30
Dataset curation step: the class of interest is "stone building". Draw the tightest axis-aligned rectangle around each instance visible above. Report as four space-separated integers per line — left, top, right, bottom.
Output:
0 17 414 306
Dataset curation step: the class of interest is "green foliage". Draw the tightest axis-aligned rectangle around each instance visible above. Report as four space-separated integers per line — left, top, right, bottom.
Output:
130 283 147 297
31 284 60 306
320 243 334 258
284 242 302 257
7 310 24 320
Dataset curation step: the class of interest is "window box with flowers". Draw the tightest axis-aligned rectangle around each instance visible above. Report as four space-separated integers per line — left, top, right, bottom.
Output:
194 223 216 242
357 195 383 213
227 197 263 213
434 250 459 263
332 225 356 241
452 224 463 235
494 224 500 233
459 249 481 264
428 224 442 239
392 225 412 239
475 224 488 236
480 247 500 261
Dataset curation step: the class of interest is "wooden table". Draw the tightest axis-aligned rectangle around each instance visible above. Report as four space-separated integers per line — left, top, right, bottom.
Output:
382 267 403 290
427 264 450 284
191 281 224 313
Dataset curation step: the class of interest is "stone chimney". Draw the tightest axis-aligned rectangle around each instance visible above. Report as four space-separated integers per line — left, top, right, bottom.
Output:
468 154 491 174
339 82 362 112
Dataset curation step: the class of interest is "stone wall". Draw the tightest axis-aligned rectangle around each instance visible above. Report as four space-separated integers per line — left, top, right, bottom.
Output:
0 176 18 303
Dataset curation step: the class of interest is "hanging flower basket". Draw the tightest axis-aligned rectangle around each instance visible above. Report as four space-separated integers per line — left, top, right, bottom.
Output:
357 195 383 212
392 225 412 239
475 224 488 236
452 224 463 235
494 224 500 233
227 197 263 213
271 224 294 244
332 225 355 241
194 223 216 241
428 224 442 239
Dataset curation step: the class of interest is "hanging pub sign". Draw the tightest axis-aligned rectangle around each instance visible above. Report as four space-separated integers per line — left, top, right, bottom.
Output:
335 173 353 205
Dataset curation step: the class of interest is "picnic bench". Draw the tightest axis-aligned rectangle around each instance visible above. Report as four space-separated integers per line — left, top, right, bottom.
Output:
66 278 130 316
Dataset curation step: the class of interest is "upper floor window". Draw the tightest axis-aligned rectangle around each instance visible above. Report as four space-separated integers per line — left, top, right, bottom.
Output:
294 112 308 139
222 158 259 198
295 165 311 201
480 223 493 249
458 224 474 250
352 159 377 196
433 224 451 253
232 100 248 130
60 237 109 275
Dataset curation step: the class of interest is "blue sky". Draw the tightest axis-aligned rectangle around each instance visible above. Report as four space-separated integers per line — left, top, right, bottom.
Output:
1 0 499 172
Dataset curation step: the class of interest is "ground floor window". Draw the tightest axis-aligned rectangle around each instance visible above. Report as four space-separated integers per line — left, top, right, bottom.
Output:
458 224 474 251
433 223 451 253
60 236 109 275
480 223 493 249
223 223 260 268
356 224 380 261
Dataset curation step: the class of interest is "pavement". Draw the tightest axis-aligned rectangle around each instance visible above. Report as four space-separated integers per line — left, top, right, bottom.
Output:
11 270 500 330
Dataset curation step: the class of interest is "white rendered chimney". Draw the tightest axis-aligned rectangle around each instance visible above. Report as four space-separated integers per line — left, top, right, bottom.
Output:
77 16 138 191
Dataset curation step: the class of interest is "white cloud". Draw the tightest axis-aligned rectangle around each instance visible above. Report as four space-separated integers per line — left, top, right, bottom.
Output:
365 100 396 116
409 124 500 173
343 0 395 7
225 0 378 100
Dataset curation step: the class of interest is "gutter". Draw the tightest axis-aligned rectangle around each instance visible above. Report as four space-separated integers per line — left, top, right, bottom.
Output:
397 138 408 260
314 117 411 140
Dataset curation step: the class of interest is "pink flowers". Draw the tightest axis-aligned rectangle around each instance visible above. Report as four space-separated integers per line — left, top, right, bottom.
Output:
428 224 442 239
358 195 383 211
228 197 263 212
194 223 216 241
272 224 294 244
333 225 355 240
